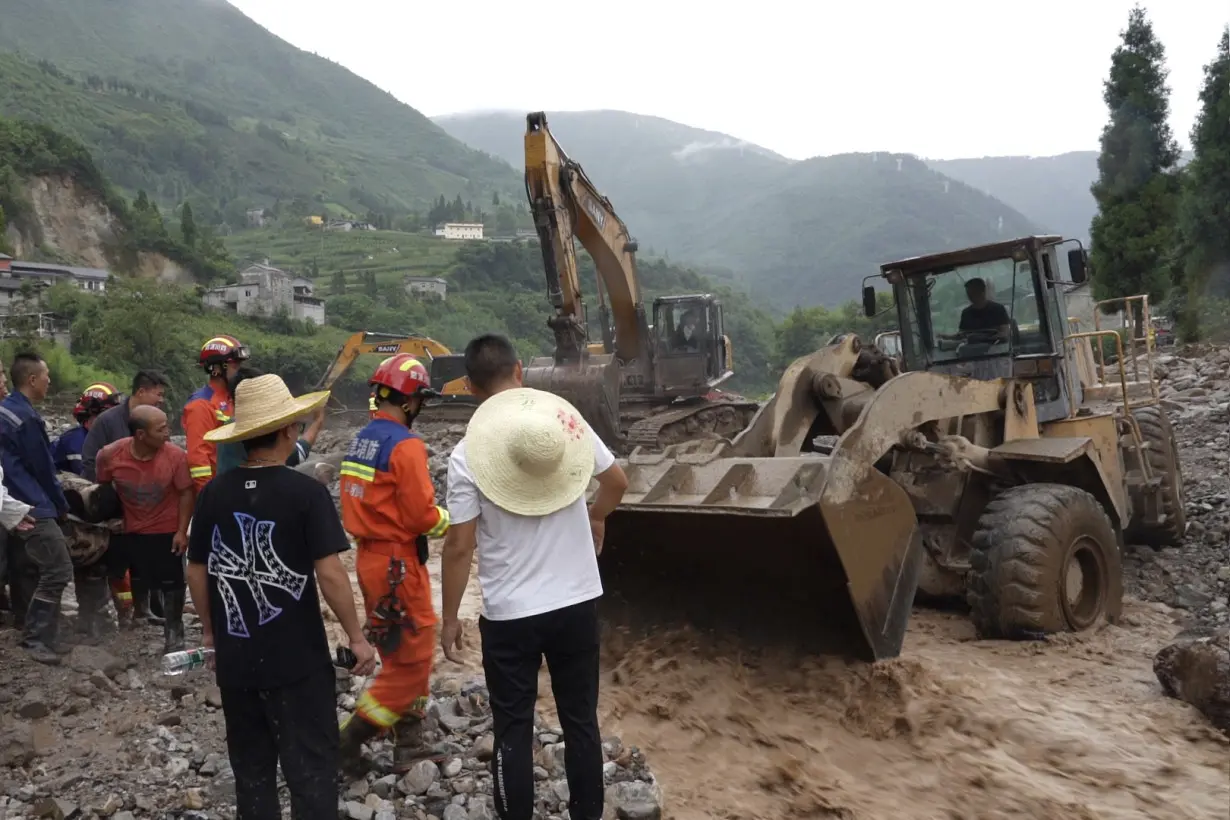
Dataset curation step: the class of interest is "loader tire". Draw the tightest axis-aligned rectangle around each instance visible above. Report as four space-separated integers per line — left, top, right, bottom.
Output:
1124 404 1186 549
968 484 1123 640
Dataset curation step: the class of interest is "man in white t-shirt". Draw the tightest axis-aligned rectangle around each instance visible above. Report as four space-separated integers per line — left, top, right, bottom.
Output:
441 334 628 820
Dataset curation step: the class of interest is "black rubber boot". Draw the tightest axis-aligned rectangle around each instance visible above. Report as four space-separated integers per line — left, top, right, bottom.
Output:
162 588 186 654
338 715 382 779
148 588 165 624
74 575 109 645
21 598 62 665
392 715 448 773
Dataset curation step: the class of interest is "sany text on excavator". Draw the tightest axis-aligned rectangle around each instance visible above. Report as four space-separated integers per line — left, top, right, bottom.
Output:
316 331 475 413
522 112 758 451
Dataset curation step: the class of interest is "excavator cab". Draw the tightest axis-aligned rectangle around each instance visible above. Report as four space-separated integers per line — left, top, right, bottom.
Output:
651 294 732 395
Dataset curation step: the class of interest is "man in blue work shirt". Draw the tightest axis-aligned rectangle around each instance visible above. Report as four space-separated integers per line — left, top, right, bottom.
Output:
0 352 73 665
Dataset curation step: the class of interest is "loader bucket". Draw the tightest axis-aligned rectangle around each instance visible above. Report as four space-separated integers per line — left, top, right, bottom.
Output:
524 351 623 445
596 450 922 661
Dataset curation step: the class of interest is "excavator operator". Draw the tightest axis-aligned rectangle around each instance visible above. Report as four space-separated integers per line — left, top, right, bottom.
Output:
671 308 702 352
182 335 249 490
338 354 451 775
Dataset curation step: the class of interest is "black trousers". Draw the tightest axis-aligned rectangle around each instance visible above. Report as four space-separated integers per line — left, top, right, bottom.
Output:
479 598 603 820
105 533 184 592
220 665 339 820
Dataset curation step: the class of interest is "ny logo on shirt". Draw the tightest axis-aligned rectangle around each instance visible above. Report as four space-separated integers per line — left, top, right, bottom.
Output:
207 513 308 638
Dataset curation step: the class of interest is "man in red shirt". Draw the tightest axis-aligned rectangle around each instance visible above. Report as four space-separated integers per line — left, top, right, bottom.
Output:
96 404 194 653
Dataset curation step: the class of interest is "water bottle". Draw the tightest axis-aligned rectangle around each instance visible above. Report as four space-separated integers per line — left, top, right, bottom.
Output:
162 647 214 676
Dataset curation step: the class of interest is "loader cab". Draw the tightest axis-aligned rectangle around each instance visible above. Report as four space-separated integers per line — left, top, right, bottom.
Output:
869 236 1087 423
651 294 732 395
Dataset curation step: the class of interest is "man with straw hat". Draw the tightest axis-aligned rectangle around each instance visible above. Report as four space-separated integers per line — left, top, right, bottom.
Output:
186 374 376 818
440 334 628 820
337 353 452 775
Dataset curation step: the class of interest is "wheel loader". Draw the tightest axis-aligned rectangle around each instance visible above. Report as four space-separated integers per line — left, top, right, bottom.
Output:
590 235 1184 661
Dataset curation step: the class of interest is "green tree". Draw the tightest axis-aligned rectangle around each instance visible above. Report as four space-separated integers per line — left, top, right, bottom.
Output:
330 269 346 296
180 201 197 247
362 270 379 299
1089 6 1183 331
1172 27 1230 339
492 191 500 207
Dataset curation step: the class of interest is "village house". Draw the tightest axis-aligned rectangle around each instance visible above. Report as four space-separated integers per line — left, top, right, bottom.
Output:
403 276 448 301
436 223 484 241
0 254 109 308
325 219 376 232
203 260 326 325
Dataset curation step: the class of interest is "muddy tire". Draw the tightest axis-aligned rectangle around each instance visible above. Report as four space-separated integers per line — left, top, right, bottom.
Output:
1124 404 1186 549
967 484 1123 640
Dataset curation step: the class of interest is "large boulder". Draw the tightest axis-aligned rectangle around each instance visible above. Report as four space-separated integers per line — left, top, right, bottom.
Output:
1154 628 1230 735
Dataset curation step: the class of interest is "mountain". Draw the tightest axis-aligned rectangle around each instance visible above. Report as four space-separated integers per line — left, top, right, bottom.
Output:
435 110 1038 310
0 0 521 222
928 150 1194 244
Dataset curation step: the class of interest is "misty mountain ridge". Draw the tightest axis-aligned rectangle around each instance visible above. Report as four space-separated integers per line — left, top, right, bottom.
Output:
436 109 1040 309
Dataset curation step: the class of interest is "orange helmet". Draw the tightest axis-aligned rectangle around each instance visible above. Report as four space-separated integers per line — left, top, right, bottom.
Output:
73 382 120 423
370 354 438 402
198 335 250 369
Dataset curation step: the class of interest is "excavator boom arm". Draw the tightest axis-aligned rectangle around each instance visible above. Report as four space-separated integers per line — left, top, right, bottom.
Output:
525 112 645 363
315 331 457 391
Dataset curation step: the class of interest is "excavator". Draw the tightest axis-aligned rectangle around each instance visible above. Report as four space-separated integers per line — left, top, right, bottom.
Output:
315 331 475 413
522 111 758 451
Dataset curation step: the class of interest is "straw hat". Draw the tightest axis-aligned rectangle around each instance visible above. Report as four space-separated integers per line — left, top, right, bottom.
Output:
465 387 595 517
204 374 330 444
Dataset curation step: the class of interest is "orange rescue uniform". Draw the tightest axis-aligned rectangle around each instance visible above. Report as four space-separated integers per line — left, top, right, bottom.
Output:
181 378 233 490
340 412 449 729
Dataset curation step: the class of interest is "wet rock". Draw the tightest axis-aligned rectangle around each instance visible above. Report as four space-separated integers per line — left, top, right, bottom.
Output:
67 645 124 677
1154 628 1230 734
33 796 79 819
0 723 35 768
605 780 663 820
400 760 440 796
16 690 50 720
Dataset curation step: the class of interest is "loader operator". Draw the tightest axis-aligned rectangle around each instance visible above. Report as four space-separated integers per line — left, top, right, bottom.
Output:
954 278 1012 340
338 354 450 775
183 335 249 490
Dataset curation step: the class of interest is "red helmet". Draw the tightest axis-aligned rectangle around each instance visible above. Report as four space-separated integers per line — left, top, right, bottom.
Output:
199 335 250 369
370 354 437 402
73 382 120 423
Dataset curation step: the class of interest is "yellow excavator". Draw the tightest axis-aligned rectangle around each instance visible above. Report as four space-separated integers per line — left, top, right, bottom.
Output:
315 331 475 411
522 111 758 450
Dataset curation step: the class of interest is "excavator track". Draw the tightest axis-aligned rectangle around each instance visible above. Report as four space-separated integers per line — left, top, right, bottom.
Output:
624 398 761 451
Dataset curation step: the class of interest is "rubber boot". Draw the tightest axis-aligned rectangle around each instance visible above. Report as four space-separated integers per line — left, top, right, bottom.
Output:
9 562 35 631
132 574 163 625
392 714 448 773
338 715 382 779
21 598 62 665
162 588 186 654
148 588 165 625
74 575 109 645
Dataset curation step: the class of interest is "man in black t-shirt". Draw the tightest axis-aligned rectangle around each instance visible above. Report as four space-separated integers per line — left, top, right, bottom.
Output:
957 278 1012 338
186 374 376 820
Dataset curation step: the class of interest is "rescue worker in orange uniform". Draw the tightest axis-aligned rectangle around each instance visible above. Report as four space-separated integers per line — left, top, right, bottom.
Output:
339 354 450 775
182 335 249 490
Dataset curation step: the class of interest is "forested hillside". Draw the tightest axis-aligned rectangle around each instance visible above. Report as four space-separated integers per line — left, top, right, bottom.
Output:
436 110 1038 310
0 0 521 223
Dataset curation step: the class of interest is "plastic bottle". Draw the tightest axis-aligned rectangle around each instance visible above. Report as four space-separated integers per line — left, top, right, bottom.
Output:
162 647 214 676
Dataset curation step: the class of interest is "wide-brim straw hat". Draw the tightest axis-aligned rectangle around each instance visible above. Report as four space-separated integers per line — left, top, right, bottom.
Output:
204 374 330 444
466 387 595 517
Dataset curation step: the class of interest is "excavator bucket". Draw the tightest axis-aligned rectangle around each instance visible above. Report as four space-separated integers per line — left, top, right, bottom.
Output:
524 351 624 446
589 339 928 661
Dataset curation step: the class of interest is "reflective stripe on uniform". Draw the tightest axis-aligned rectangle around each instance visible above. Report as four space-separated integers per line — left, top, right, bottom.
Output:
114 592 132 601
214 409 231 422
426 506 450 538
356 690 400 728
340 460 376 482
67 453 82 461
190 465 213 479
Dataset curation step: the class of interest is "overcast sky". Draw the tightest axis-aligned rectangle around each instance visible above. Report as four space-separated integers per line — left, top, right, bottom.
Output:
229 0 1227 161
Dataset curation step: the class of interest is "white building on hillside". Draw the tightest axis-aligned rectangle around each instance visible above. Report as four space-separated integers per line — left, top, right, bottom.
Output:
440 223 484 241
